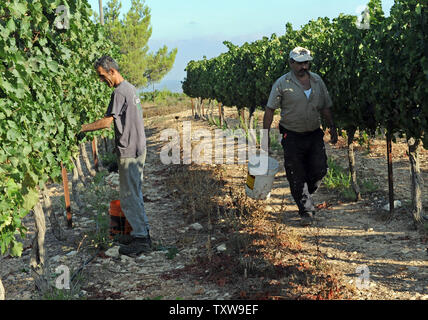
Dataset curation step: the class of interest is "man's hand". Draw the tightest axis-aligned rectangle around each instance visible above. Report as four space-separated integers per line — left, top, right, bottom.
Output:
263 107 275 154
330 126 338 144
321 108 337 144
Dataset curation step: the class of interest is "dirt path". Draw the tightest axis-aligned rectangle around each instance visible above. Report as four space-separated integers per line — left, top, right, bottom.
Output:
1 106 427 300
271 142 428 299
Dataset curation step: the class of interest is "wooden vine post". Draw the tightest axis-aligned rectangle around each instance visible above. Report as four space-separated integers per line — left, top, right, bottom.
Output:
61 162 73 229
386 131 394 215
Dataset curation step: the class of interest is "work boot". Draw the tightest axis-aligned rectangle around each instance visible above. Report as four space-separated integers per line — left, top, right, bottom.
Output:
119 236 152 256
115 231 152 246
299 212 314 226
113 234 134 245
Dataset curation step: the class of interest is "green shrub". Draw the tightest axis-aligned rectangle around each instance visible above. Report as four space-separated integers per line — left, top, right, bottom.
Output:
324 158 378 200
140 89 187 105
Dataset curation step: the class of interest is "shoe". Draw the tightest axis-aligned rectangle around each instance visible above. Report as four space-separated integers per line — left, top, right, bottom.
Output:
119 236 152 256
113 234 134 245
115 231 152 246
143 230 153 248
299 212 314 226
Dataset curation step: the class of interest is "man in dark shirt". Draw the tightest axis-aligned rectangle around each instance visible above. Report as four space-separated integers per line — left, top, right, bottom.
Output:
80 56 151 255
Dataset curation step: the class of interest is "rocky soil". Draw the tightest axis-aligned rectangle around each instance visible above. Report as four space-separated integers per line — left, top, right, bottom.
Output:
1 106 427 300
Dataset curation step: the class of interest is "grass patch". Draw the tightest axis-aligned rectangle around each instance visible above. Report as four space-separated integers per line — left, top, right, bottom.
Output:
208 115 228 130
80 171 118 250
140 89 188 105
324 157 378 200
89 212 111 250
324 158 352 190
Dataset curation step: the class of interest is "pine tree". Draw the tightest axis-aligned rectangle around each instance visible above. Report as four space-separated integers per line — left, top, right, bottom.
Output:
144 45 178 93
103 0 177 88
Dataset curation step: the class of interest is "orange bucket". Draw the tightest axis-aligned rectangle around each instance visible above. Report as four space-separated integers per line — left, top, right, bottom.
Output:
109 200 132 239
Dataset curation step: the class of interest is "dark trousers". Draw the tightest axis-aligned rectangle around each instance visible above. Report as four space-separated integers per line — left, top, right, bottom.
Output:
280 126 328 215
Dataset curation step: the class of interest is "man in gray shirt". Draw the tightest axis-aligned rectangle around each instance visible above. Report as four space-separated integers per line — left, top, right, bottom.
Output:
263 47 338 226
80 56 151 255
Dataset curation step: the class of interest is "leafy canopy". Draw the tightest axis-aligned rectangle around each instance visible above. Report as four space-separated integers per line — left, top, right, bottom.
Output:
103 0 177 88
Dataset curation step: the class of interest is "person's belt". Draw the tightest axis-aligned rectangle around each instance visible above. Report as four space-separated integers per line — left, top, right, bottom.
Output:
279 125 320 137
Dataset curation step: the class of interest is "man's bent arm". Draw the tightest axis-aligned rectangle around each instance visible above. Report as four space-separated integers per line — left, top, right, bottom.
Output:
80 116 114 133
263 107 274 130
263 107 275 152
321 108 337 144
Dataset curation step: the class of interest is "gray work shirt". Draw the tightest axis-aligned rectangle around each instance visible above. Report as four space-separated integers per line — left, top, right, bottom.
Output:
266 71 333 133
106 80 146 158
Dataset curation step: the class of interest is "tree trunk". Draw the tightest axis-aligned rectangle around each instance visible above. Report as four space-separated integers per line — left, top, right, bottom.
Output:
194 98 200 119
74 153 87 185
240 108 245 125
201 99 205 120
103 136 109 153
210 100 215 120
191 98 195 118
92 137 100 172
71 158 84 212
248 108 257 146
96 137 105 170
30 200 49 293
221 104 228 128
0 278 4 300
347 128 362 201
248 107 255 130
80 143 96 177
42 188 66 241
408 138 424 224
31 201 47 268
218 102 223 127
196 98 202 119
208 99 212 122
207 99 213 123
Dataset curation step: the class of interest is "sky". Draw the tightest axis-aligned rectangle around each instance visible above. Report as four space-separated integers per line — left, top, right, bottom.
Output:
87 0 395 92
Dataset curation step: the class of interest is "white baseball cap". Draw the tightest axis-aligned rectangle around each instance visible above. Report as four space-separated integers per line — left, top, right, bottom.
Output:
289 47 313 62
